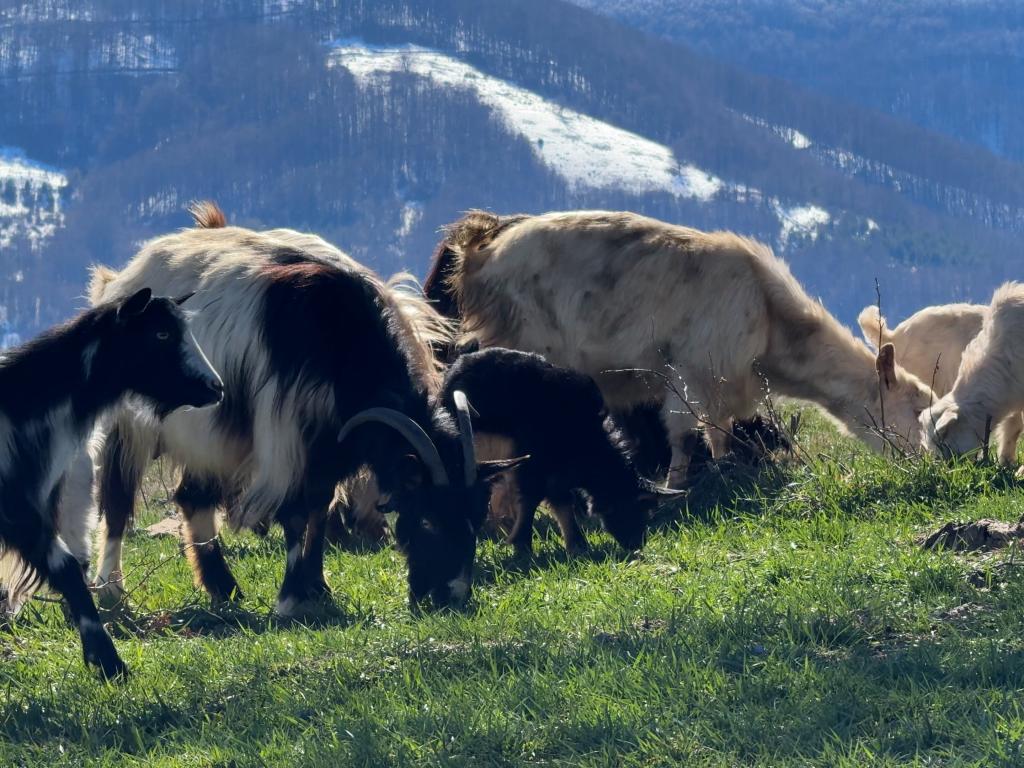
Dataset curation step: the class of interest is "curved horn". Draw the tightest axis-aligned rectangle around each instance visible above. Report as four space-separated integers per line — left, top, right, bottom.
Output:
452 390 476 486
338 408 449 487
654 487 687 499
174 292 196 306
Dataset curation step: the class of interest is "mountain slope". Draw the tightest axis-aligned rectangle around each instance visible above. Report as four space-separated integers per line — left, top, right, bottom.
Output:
569 0 1024 163
0 0 1021 338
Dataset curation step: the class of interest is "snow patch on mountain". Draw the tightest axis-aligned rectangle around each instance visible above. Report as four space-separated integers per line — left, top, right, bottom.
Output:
0 147 68 251
397 201 423 239
774 202 831 245
742 113 1024 234
328 40 724 201
740 114 812 150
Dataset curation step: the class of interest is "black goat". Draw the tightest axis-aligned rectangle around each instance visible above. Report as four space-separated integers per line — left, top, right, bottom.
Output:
437 349 683 555
89 221 523 612
0 288 222 678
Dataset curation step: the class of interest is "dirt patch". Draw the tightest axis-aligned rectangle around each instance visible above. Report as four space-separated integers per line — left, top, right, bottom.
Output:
144 516 182 538
920 519 1024 552
936 602 991 624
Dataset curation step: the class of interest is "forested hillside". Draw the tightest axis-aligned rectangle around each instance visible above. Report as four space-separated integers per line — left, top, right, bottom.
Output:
570 0 1024 163
1 0 1022 340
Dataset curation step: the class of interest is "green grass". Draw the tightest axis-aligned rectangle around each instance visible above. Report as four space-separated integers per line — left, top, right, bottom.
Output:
3 410 1024 766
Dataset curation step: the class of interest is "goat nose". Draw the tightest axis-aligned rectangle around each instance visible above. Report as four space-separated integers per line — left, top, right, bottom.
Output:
208 378 224 399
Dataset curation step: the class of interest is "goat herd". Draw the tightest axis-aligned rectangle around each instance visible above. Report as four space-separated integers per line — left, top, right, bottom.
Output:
0 204 1019 680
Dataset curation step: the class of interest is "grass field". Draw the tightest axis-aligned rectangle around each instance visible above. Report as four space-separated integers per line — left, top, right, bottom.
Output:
3 410 1024 766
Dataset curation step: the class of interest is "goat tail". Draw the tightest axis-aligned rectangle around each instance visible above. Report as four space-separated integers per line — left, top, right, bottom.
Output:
857 305 892 349
188 200 228 229
87 265 120 306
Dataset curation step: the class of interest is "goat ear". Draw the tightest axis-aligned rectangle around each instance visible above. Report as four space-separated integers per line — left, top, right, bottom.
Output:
875 343 896 390
396 454 425 490
476 455 529 483
933 408 959 439
116 287 152 321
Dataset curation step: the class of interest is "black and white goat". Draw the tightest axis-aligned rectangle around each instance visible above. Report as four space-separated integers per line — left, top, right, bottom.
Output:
0 288 223 678
89 214 521 612
437 348 683 555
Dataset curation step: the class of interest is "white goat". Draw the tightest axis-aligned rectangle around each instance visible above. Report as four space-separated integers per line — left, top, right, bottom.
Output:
921 283 1024 466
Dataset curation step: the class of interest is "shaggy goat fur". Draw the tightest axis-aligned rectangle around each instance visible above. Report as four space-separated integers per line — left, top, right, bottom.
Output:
431 210 935 485
88 216 513 613
921 283 1024 464
859 301 1024 466
0 289 222 678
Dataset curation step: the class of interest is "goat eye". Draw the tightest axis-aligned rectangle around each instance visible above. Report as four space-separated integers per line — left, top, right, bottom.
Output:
156 331 170 341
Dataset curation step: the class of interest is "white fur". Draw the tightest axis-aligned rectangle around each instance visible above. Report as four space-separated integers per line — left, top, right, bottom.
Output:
450 211 935 483
185 508 218 546
859 301 1023 466
921 283 1024 462
55 449 97 567
87 224 452 592
89 227 318 529
182 330 221 389
94 533 124 589
1 446 97 611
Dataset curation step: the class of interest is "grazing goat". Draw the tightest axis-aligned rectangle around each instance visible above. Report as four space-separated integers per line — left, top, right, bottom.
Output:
428 210 934 485
921 283 1024 464
89 210 520 612
0 288 223 678
859 302 1024 466
438 348 682 555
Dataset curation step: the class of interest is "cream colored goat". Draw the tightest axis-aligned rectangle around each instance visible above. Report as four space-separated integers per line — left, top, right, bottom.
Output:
860 301 1023 465
438 210 935 485
921 283 1024 466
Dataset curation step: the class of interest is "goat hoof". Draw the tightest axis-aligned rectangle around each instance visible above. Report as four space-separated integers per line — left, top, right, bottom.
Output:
513 548 534 561
563 541 589 558
306 579 331 599
82 623 128 681
208 586 244 606
273 595 302 619
93 575 126 609
97 654 129 682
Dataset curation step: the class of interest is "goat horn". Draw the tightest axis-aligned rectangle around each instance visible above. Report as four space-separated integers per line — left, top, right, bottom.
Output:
338 408 449 487
452 390 476 486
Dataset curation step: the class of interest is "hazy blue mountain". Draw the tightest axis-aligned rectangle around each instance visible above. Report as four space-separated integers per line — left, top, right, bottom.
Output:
1 0 1022 342
569 0 1024 163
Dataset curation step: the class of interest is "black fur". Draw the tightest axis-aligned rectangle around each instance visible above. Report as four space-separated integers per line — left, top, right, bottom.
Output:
613 404 672 480
437 348 669 555
257 259 486 608
423 241 460 323
0 288 222 679
174 473 242 603
615 405 790 483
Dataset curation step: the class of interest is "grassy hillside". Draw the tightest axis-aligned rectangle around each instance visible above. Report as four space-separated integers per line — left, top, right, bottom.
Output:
2 410 1024 766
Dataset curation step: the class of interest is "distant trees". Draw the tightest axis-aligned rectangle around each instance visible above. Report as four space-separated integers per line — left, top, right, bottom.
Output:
0 0 1021 338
